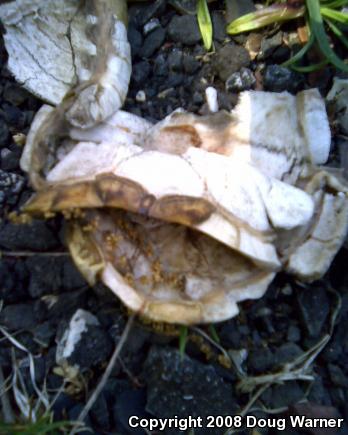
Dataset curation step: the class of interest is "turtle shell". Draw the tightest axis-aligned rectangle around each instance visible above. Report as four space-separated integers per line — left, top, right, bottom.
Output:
19 90 348 323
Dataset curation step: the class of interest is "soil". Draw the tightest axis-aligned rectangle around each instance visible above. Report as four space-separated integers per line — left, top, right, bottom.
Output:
0 1 348 435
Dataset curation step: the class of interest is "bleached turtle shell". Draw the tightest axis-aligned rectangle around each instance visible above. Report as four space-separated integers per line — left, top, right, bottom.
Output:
20 89 348 323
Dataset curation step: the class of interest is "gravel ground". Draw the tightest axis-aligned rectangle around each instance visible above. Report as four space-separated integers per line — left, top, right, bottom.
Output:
1 1 348 434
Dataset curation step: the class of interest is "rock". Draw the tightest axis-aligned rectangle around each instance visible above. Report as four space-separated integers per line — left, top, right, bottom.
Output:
247 346 274 373
0 220 59 251
328 364 348 388
0 169 25 205
0 103 27 130
307 376 332 406
128 25 143 59
56 309 113 369
0 117 9 147
129 0 166 28
296 286 330 338
0 259 16 302
3 83 30 106
25 256 84 298
263 65 304 93
225 67 255 92
183 54 200 74
90 394 110 431
261 382 304 408
68 404 92 435
287 325 301 342
168 0 197 15
167 49 183 72
167 15 201 46
1 147 21 171
153 53 168 77
212 12 227 43
274 343 303 367
0 303 38 330
62 258 86 290
47 289 87 324
258 32 283 60
132 61 151 84
143 346 237 423
143 18 161 35
214 43 250 82
141 27 166 58
33 321 56 347
113 388 149 435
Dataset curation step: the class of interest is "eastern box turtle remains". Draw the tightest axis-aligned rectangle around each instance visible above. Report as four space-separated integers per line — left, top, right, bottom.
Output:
2 0 348 324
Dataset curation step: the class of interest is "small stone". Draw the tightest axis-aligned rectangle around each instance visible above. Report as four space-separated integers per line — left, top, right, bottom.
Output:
183 54 200 74
168 0 197 15
167 48 183 72
0 169 25 205
153 53 168 77
0 104 27 130
128 25 143 59
226 67 255 92
143 18 161 35
296 286 330 337
144 346 237 419
214 43 250 82
141 26 166 58
90 394 110 431
261 382 304 408
0 220 59 251
212 12 227 42
3 83 30 106
328 364 348 388
274 343 303 367
0 303 37 330
56 309 113 369
287 325 301 342
33 321 56 347
1 148 21 171
129 0 166 28
135 90 146 103
192 91 204 105
258 31 283 60
132 61 151 84
263 65 304 93
167 15 201 46
113 388 149 434
247 346 274 373
0 117 10 148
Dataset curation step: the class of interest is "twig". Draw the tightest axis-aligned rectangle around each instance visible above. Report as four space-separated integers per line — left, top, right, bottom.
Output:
69 314 135 435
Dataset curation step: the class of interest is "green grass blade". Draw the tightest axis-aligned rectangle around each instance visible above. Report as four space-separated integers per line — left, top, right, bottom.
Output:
282 31 315 67
226 4 305 34
321 7 348 23
197 0 213 50
326 18 348 48
208 324 220 344
179 325 188 358
320 0 348 8
306 0 348 71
